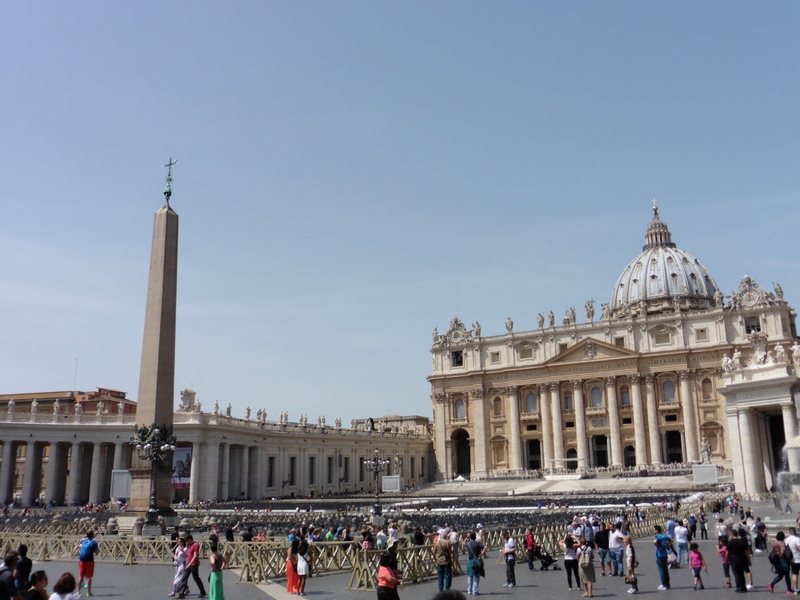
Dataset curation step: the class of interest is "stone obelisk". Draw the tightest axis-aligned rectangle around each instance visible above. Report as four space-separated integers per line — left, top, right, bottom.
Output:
129 160 179 519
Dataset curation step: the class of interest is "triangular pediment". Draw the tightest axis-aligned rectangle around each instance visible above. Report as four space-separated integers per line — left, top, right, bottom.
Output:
544 338 638 366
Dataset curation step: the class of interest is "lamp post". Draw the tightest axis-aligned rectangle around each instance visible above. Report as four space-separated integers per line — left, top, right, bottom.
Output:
130 423 177 525
363 449 390 516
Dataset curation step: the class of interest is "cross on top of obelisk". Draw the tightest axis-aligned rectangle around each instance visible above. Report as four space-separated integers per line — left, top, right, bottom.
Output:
163 157 178 206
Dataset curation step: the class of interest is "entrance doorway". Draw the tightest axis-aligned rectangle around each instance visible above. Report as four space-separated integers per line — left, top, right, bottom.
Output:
624 445 636 467
452 429 471 476
566 448 578 470
665 431 683 463
592 436 608 468
527 439 542 470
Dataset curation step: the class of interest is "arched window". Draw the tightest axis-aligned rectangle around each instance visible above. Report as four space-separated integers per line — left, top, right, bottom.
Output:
663 380 676 403
525 392 538 413
591 386 603 408
564 392 573 411
454 399 465 419
493 397 503 416
702 378 713 399
566 448 578 470
620 386 631 407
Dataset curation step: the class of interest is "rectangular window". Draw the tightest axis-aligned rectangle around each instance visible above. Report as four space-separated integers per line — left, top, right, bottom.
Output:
451 351 464 367
520 347 533 359
308 456 316 485
745 317 761 334
695 328 708 342
654 331 670 345
621 389 631 406
490 351 501 364
665 414 678 422
327 456 334 485
622 417 632 425
614 337 625 348
343 457 350 483
267 457 275 487
289 456 297 486
565 421 575 428
558 343 569 354
526 424 538 431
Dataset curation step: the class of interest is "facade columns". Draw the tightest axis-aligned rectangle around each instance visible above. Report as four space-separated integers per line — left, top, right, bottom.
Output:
67 442 83 505
470 390 488 477
505 387 522 471
241 445 250 499
679 371 700 462
572 381 588 471
433 394 448 480
605 378 622 467
539 385 553 470
20 443 43 505
737 409 763 494
630 375 648 466
782 404 800 473
113 442 126 470
550 383 564 462
88 442 104 504
644 376 662 463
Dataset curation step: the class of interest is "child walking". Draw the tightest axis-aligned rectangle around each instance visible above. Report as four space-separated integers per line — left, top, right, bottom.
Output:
690 543 707 590
717 540 731 588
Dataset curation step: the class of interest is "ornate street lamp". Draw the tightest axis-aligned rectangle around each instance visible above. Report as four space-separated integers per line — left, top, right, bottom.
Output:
363 448 390 516
130 423 177 525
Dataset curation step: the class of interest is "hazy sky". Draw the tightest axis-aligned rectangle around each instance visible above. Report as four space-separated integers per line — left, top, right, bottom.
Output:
1 2 798 425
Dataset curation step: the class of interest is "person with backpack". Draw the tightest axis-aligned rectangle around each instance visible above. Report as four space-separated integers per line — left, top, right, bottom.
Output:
464 531 485 595
76 531 98 597
768 531 792 593
0 552 23 600
577 537 595 597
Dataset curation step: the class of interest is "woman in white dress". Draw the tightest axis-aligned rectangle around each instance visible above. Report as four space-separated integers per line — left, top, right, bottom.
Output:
170 538 187 597
296 539 310 596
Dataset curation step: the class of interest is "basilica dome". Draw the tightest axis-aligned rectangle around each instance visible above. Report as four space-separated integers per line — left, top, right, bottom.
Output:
609 206 719 319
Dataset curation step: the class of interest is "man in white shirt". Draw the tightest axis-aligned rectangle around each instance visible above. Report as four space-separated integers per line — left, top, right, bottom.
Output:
785 527 800 593
502 530 517 588
673 520 690 567
608 523 625 576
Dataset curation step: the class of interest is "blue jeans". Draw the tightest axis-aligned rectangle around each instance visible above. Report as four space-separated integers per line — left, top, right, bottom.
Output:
611 549 624 575
656 556 670 588
676 542 689 566
467 574 480 594
437 564 452 591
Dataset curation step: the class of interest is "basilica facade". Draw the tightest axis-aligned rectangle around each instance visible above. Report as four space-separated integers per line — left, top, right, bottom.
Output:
429 207 799 494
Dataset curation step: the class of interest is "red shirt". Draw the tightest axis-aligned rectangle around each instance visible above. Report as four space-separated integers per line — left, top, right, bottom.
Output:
186 542 200 567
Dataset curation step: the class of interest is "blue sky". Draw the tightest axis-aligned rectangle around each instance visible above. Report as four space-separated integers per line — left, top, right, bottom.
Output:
1 2 798 424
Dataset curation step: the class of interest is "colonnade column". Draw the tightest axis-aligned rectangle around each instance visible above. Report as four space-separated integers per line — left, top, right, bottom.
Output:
433 394 448 480
679 371 699 462
249 447 261 500
605 378 622 467
782 404 800 473
470 389 488 476
572 381 588 472
241 445 250 499
738 409 762 494
0 442 16 504
539 385 553 471
44 443 63 504
220 443 230 500
630 375 648 467
188 442 201 503
550 383 564 462
204 442 220 501
505 387 522 471
88 443 104 504
20 443 43 505
644 376 662 463
113 442 126 470
67 442 83 505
